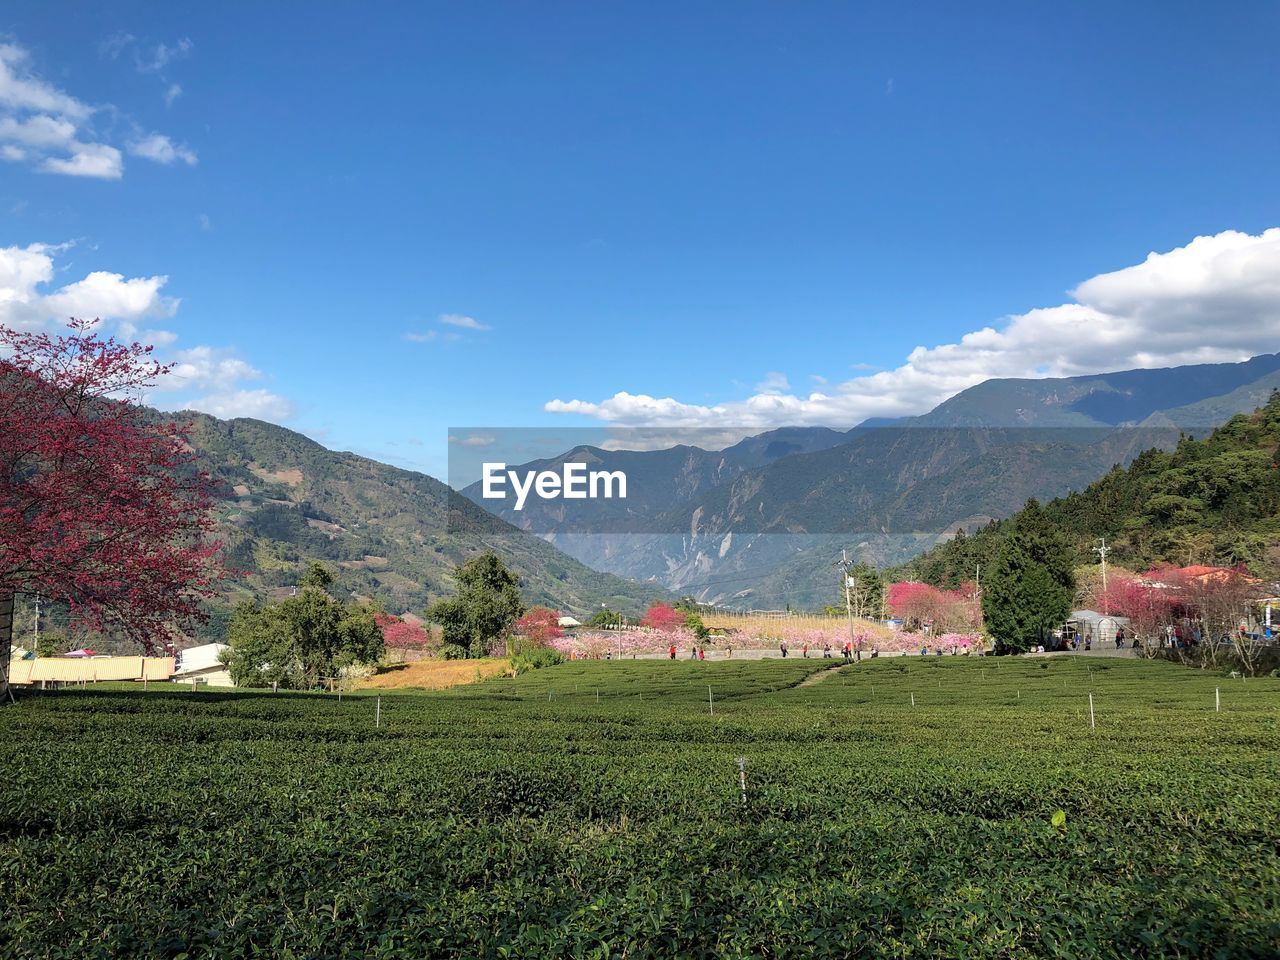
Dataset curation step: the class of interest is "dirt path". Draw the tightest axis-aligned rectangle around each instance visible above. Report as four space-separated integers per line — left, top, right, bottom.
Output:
795 662 851 687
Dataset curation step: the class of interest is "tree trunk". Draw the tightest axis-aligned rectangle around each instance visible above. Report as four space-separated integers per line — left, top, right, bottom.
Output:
0 593 13 703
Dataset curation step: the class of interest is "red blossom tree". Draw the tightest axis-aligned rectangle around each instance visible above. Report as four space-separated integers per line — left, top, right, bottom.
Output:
374 613 434 652
640 602 685 633
1 319 224 695
1106 572 1176 650
887 581 979 633
513 606 564 646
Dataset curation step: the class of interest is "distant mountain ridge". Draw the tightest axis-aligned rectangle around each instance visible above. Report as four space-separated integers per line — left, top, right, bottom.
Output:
463 354 1280 608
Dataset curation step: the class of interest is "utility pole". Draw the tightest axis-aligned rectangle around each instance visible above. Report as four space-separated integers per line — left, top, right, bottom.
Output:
1093 538 1111 613
836 549 856 649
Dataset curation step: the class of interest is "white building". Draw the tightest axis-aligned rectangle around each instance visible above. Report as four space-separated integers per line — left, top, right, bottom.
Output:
173 642 233 687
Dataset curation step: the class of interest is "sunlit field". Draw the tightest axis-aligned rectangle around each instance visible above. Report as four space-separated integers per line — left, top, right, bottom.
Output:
2 658 1277 958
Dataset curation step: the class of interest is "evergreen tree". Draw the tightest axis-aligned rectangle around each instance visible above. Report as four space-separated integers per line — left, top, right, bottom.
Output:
981 499 1075 653
848 562 885 618
427 552 524 657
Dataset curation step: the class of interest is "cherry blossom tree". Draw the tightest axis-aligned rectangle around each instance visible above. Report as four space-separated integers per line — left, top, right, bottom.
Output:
513 606 564 646
1 320 223 696
374 613 435 655
640 602 685 633
887 581 979 633
1107 572 1176 656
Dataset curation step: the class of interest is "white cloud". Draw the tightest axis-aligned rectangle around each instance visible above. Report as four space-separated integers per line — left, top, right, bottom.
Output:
160 346 261 393
149 349 294 423
547 228 1280 429
164 83 182 107
0 39 193 179
127 132 197 166
405 313 488 342
147 348 294 421
0 43 90 119
1 241 292 424
439 313 490 331
40 142 124 179
0 242 176 330
454 434 496 448
137 38 193 74
755 371 790 394
178 388 294 421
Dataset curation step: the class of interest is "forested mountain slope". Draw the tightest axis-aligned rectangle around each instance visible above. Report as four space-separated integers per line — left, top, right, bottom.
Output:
185 415 660 636
901 392 1280 588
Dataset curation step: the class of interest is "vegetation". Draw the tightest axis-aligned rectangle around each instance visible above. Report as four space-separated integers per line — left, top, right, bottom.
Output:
2 657 1277 957
224 563 384 688
0 319 222 693
980 500 1076 653
427 552 524 658
905 393 1280 586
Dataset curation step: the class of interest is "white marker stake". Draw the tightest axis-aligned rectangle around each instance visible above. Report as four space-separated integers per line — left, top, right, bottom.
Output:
1216 687 1220 713
911 692 915 707
709 685 714 716
376 696 381 729
1088 692 1095 730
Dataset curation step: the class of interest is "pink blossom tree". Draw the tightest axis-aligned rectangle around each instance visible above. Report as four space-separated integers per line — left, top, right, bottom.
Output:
1 319 224 696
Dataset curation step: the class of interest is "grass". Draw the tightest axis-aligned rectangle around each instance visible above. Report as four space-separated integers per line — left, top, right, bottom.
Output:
1 657 1277 958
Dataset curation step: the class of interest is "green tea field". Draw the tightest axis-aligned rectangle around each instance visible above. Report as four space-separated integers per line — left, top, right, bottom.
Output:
2 657 1277 958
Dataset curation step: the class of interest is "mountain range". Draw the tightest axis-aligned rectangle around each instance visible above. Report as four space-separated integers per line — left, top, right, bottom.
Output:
462 353 1280 609
181 415 662 639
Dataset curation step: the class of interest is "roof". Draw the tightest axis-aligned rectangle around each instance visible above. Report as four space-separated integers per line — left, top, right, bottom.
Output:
1069 610 1131 624
1165 565 1260 585
557 616 583 628
175 643 230 675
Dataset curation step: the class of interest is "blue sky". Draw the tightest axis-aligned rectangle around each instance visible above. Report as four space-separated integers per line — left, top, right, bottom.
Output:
3 2 1280 478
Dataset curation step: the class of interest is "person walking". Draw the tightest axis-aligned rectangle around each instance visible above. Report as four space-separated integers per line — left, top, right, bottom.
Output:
780 639 789 658
697 646 705 661
668 644 677 661
802 642 810 658
822 641 832 659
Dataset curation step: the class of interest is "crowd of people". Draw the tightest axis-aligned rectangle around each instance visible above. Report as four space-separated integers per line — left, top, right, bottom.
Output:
778 638 874 662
